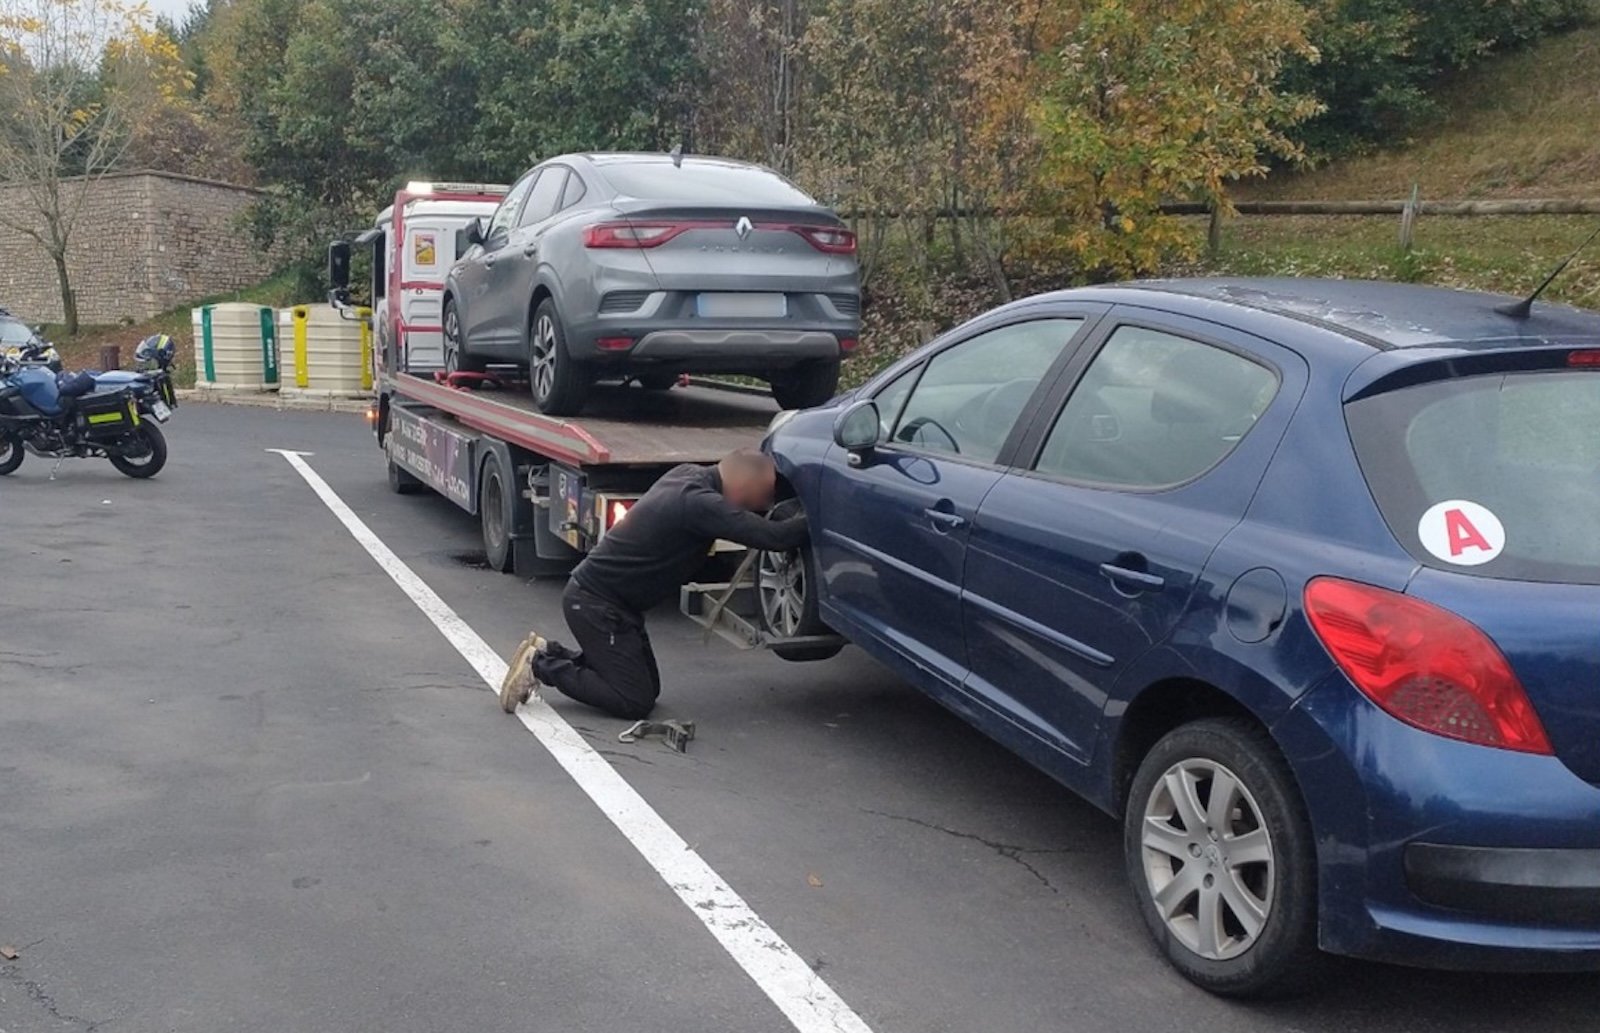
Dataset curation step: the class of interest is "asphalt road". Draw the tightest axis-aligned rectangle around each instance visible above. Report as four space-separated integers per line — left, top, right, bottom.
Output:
3 402 1599 1033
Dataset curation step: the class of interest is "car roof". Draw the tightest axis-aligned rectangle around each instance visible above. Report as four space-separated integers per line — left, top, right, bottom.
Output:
1086 277 1600 351
577 152 759 168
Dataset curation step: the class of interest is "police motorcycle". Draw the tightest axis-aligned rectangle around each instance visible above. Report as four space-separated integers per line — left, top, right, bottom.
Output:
0 334 179 479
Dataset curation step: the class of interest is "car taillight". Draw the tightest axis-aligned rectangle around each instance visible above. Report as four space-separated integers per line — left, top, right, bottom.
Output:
1303 577 1552 754
1568 350 1600 367
793 225 857 254
583 222 689 249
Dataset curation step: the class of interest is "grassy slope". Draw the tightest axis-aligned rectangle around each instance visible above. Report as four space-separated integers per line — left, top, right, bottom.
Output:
1245 22 1600 201
41 269 308 388
1189 21 1600 312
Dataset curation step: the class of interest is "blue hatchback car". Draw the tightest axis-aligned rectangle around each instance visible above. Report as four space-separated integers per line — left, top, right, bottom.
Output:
759 278 1600 997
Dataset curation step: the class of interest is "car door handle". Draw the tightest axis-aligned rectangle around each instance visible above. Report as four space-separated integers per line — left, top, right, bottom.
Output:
924 507 967 532
1099 562 1165 592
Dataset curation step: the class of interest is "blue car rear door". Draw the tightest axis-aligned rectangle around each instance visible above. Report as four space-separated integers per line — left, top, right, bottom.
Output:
815 311 1103 692
962 309 1307 765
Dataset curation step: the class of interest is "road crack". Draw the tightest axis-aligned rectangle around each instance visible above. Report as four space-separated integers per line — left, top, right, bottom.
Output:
0 964 106 1032
863 808 1075 895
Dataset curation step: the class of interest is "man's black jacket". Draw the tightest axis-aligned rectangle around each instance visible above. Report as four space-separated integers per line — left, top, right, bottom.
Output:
572 463 808 613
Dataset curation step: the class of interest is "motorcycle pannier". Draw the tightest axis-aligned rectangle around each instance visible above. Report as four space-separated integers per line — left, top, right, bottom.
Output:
76 391 140 441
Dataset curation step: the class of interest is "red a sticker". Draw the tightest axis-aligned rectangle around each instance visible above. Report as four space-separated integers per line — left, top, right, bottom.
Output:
1417 500 1505 566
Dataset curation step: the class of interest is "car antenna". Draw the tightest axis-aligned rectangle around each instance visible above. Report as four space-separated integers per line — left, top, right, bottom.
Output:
669 143 684 168
1496 221 1600 318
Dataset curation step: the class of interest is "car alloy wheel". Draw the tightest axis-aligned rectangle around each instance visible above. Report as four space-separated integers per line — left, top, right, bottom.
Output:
443 304 462 373
758 547 807 638
1139 757 1274 962
531 313 558 402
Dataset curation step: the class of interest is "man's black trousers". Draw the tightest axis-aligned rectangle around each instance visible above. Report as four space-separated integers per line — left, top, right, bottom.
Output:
534 580 661 720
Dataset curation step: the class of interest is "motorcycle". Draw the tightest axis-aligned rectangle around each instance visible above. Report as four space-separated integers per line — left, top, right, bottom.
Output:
0 334 179 479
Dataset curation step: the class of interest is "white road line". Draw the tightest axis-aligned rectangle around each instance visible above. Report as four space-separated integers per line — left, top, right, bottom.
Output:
268 449 875 1033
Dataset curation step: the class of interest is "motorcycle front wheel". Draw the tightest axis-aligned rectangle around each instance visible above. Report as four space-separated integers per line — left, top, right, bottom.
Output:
109 422 167 479
0 435 22 476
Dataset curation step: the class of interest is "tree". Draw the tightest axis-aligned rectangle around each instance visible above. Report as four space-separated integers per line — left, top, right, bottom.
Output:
1026 0 1321 278
0 0 190 331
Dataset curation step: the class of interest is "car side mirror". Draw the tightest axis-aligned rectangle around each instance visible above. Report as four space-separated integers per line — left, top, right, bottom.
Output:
833 399 881 464
464 217 487 247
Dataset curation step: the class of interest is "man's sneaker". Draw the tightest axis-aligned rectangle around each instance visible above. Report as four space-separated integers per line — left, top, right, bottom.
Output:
499 633 548 713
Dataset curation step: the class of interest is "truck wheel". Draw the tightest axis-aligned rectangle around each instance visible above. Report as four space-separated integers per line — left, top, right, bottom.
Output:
529 299 589 415
769 360 840 410
443 298 486 375
108 423 167 479
387 457 424 495
479 451 515 573
0 435 22 476
1125 718 1322 998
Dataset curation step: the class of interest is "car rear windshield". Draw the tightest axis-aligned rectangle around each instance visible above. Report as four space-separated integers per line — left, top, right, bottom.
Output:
1347 369 1600 584
597 160 816 206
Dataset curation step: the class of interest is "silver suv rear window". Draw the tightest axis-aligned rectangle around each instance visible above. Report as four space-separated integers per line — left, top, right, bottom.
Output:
597 160 815 206
1348 369 1600 584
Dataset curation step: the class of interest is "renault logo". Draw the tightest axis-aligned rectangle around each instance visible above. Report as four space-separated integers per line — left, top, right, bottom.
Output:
735 216 754 240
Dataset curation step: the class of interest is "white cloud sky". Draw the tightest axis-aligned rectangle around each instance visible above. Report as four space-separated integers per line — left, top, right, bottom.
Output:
147 0 200 26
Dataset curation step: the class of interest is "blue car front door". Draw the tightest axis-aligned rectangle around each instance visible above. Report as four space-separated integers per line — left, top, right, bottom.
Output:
962 314 1306 766
815 316 1092 691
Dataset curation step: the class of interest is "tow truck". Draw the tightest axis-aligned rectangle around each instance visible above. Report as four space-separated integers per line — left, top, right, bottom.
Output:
327 182 841 659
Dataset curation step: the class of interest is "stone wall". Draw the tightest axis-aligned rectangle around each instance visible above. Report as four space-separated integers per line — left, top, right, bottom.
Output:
0 171 274 325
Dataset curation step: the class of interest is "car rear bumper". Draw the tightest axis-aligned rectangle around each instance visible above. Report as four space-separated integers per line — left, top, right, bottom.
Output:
1275 675 1600 971
563 280 858 371
1405 844 1600 927
631 329 842 361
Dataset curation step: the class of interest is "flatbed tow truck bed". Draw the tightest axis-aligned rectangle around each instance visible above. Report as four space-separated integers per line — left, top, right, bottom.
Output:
387 372 777 467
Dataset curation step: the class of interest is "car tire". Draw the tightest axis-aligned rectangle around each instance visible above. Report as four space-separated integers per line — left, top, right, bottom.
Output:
387 457 424 495
0 435 22 476
108 422 167 479
756 500 837 660
443 298 486 375
529 299 590 415
769 360 840 410
1124 717 1323 999
479 451 515 573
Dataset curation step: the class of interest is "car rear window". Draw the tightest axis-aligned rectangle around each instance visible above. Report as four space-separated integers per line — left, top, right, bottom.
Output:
597 160 816 206
1347 369 1600 584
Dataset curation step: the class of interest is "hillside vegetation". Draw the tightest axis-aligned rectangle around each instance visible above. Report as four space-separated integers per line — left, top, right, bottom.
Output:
1247 22 1600 201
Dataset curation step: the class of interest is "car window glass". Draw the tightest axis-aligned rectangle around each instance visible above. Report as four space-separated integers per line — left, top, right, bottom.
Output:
0 319 33 345
489 173 535 239
871 365 920 439
520 168 567 227
889 319 1082 464
597 159 815 205
1036 326 1276 488
560 172 588 210
1349 370 1600 584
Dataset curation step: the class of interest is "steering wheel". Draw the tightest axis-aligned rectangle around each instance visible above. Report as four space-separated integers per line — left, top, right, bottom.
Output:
899 415 961 454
